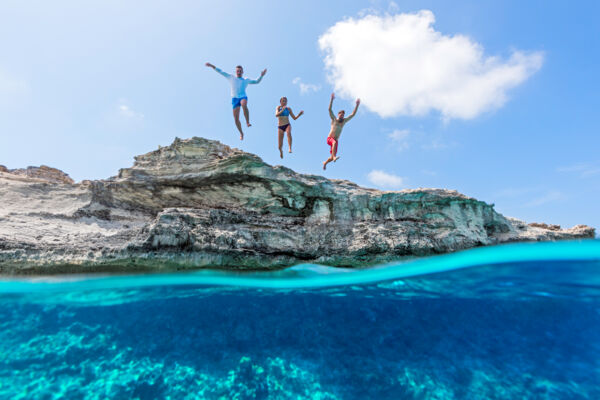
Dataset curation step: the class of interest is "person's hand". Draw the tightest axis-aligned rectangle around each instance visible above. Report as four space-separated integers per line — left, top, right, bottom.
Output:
331 93 335 100
205 62 215 69
299 110 304 116
356 98 361 105
261 68 267 76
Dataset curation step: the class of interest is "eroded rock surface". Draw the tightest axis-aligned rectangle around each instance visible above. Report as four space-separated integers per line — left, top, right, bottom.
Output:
0 165 74 184
0 137 595 274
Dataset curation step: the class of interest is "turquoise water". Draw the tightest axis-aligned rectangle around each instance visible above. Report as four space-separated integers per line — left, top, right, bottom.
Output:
1 240 599 399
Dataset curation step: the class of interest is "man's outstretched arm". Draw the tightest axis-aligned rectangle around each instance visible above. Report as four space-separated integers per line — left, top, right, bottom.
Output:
328 93 335 120
205 62 231 78
248 68 267 84
343 99 361 123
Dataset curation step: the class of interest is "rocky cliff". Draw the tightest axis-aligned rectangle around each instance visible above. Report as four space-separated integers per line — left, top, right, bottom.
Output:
0 137 594 274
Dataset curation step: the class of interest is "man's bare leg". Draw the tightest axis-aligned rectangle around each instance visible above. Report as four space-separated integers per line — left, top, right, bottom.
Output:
278 129 284 159
286 126 292 153
323 156 334 170
241 98 251 127
331 140 339 161
233 107 244 140
324 138 338 169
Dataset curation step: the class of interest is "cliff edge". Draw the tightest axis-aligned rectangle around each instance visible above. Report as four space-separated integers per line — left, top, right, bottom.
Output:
0 137 594 274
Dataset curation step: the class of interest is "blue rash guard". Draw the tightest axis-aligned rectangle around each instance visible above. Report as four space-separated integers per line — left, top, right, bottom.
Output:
214 67 264 99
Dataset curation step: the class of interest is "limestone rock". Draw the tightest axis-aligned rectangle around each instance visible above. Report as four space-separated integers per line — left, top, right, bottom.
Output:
1 165 74 184
0 137 595 273
528 222 561 231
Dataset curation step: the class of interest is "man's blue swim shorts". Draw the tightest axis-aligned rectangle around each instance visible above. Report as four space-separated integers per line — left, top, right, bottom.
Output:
232 96 248 109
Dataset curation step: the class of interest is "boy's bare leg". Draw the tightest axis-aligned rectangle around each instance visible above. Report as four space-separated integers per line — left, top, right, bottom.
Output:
286 126 292 153
278 129 284 158
233 107 244 140
241 99 251 127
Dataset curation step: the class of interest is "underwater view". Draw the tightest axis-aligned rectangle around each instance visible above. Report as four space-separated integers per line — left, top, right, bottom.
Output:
1 240 599 399
2 1 600 399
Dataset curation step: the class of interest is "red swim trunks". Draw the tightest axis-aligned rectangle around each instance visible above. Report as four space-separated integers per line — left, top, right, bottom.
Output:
326 137 337 154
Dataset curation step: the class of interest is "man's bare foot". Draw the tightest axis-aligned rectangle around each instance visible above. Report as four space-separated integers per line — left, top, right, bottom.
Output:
323 162 327 170
247 122 252 127
333 156 340 162
279 149 283 159
289 148 292 153
240 132 244 140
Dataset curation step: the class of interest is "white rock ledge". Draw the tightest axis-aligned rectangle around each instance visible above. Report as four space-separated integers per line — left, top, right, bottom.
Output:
0 137 595 274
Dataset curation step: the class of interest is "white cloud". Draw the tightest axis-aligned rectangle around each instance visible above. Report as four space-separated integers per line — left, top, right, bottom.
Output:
421 138 456 151
318 10 544 120
388 129 410 151
387 128 455 152
362 0 398 16
104 100 145 132
118 102 144 120
368 169 405 189
525 190 566 207
494 186 540 199
557 163 600 178
493 186 566 208
292 77 321 94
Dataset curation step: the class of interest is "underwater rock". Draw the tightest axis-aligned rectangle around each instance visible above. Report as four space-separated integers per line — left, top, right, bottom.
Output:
0 136 595 273
0 311 338 400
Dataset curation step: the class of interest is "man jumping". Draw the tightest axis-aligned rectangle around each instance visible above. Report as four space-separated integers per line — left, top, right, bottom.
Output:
323 93 360 170
205 63 267 140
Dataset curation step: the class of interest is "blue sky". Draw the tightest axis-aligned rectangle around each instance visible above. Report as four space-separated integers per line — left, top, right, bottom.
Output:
0 0 598 232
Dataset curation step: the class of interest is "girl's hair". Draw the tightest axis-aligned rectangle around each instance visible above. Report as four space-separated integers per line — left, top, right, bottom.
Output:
280 97 287 103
